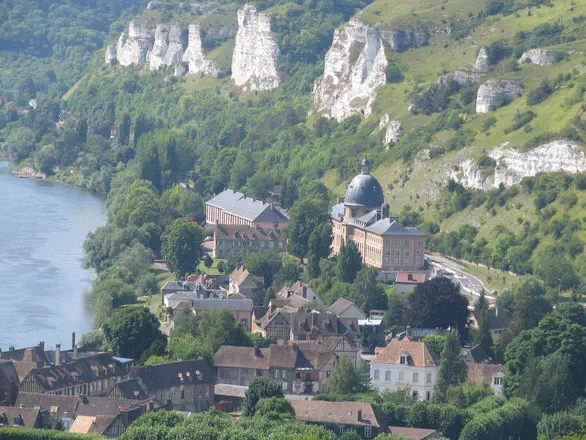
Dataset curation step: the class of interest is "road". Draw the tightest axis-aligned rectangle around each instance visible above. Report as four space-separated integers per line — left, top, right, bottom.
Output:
426 255 496 304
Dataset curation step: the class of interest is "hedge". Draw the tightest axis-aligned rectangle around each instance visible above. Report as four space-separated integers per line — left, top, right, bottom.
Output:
0 428 103 440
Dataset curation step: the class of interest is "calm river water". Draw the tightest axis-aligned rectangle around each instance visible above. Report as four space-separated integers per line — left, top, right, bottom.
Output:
0 161 105 350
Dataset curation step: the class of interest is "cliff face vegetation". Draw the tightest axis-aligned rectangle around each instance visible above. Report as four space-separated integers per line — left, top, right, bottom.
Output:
1 0 586 291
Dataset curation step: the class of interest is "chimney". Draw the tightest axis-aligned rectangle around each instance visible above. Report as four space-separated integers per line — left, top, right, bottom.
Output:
408 273 414 281
357 409 363 422
55 344 61 366
302 285 307 298
39 341 45 351
73 344 78 359
381 203 390 219
9 345 14 351
72 332 76 351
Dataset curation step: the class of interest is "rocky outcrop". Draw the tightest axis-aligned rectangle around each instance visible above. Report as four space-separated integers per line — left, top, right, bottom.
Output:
182 24 219 77
231 5 280 92
451 140 586 190
379 114 402 145
519 49 559 66
105 43 117 65
148 24 185 70
116 20 155 66
107 21 218 77
437 47 489 85
313 17 426 121
476 79 523 113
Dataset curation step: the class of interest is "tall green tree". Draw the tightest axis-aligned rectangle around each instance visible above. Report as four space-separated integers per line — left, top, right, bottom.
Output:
102 307 166 360
307 222 333 278
508 276 552 337
472 291 493 356
162 218 205 278
285 198 330 258
244 377 284 415
138 143 162 191
433 329 467 402
329 358 371 395
336 241 362 283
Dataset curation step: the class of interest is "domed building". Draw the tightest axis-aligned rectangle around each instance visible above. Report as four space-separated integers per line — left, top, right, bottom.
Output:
331 159 426 273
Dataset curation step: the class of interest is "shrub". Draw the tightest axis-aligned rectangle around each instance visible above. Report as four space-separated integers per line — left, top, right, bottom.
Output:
527 80 554 106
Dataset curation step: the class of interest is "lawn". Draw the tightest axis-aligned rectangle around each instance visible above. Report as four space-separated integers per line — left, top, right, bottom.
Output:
197 258 227 275
458 261 519 294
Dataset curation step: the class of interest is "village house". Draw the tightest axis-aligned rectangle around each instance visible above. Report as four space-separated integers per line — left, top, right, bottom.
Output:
252 308 359 342
106 359 214 413
214 342 336 394
388 426 445 440
291 400 383 438
212 223 287 258
277 281 319 303
164 297 254 331
394 272 427 293
206 189 289 229
14 392 158 437
331 159 426 274
19 352 131 397
213 384 247 412
468 307 511 339
228 265 265 304
0 406 42 429
328 298 367 320
370 338 439 401
462 345 506 396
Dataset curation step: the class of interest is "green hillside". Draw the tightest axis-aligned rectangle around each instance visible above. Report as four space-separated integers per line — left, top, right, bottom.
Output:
0 0 585 292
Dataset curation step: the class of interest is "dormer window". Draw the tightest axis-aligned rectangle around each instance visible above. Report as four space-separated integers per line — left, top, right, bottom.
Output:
400 355 407 365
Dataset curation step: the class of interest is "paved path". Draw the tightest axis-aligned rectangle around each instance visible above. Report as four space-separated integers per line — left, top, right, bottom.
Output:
427 255 496 304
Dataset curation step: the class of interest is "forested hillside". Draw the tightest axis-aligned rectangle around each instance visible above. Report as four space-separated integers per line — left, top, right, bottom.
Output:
0 0 585 293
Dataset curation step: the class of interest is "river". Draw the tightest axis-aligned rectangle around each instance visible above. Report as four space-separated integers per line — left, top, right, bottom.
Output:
0 161 105 351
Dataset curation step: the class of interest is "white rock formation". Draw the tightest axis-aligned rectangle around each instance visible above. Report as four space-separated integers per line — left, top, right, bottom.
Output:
518 49 559 66
474 47 489 72
116 20 156 66
231 5 280 92
105 43 117 65
182 24 219 77
312 17 426 121
476 79 523 113
379 114 402 145
149 24 171 70
451 140 586 190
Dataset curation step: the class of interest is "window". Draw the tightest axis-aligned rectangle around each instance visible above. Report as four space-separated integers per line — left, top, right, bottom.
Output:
396 240 401 247
282 382 288 391
205 386 210 397
180 390 185 400
339 427 345 434
365 427 372 438
274 369 279 378
385 371 391 381
399 371 405 381
282 370 287 379
426 392 431 401
395 250 401 264
413 373 419 383
399 355 407 365
412 391 419 400
426 373 432 384
404 249 410 264
373 370 380 380
405 240 410 247
198 387 202 398
494 376 504 386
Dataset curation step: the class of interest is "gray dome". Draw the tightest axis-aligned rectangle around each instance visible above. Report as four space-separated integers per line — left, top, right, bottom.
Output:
344 173 384 208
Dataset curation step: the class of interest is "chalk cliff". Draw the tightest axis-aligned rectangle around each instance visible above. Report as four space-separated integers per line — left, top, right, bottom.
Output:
231 5 280 91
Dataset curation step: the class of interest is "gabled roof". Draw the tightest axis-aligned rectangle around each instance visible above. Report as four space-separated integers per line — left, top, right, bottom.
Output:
291 401 380 428
461 345 493 364
467 362 505 387
371 339 439 367
389 426 441 440
330 203 345 221
0 406 40 427
131 359 214 392
22 353 124 392
365 218 426 236
214 346 270 370
0 361 20 385
230 266 263 288
206 190 288 223
0 346 49 367
15 393 79 419
328 298 364 318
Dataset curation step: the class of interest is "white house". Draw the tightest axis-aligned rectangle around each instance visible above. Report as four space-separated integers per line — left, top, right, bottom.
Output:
370 339 439 401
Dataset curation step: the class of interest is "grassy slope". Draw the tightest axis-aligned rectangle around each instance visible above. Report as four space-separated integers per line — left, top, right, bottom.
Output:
323 0 586 245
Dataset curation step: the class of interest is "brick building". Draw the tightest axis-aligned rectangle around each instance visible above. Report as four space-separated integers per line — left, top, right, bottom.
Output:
331 160 426 273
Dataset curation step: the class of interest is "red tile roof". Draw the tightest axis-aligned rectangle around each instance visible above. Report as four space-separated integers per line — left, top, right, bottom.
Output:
291 401 380 428
395 272 426 284
371 339 438 367
466 362 505 386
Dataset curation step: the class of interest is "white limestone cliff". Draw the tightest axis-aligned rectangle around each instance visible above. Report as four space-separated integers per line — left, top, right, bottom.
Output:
182 24 219 77
108 21 219 77
451 140 586 190
437 47 489 85
476 79 523 113
379 114 402 145
312 17 426 121
231 5 280 92
518 49 559 66
474 47 489 72
116 20 155 66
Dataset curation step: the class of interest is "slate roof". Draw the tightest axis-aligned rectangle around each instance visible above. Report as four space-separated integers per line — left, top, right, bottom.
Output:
215 346 271 370
206 190 288 223
214 224 286 241
0 406 40 427
291 401 380 428
330 203 345 221
0 346 49 367
344 172 384 208
0 361 20 385
461 345 493 364
107 378 148 400
365 218 426 236
130 359 214 392
389 426 441 439
290 312 360 338
371 339 439 367
15 393 80 419
23 353 125 393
